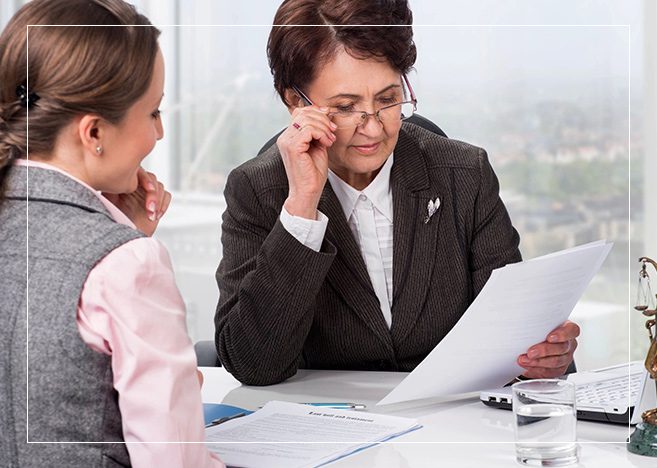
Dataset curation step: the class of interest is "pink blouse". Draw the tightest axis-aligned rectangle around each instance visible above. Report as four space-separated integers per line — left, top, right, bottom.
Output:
17 160 224 468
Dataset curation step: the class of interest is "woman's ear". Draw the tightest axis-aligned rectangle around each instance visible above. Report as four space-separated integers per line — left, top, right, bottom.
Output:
77 114 105 156
283 88 303 114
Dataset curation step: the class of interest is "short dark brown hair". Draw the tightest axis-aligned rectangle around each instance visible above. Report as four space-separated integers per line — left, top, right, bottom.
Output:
0 0 160 201
267 0 416 106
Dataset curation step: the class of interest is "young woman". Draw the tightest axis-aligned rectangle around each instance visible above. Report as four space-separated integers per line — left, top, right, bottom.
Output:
0 1 223 466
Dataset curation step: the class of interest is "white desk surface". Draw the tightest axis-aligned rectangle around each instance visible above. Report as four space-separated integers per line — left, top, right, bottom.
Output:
200 367 654 468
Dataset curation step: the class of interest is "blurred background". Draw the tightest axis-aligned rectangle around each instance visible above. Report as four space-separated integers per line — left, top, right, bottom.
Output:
3 0 654 371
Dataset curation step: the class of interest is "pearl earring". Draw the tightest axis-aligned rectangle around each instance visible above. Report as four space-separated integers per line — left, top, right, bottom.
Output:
96 146 103 154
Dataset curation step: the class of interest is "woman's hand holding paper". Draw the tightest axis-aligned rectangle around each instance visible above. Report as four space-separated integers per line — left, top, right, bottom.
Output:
518 320 580 378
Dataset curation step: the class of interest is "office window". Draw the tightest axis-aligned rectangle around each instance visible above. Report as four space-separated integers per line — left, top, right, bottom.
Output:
142 1 640 372
4 0 648 371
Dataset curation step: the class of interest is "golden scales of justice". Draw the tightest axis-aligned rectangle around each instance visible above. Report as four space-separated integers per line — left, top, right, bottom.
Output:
628 257 657 456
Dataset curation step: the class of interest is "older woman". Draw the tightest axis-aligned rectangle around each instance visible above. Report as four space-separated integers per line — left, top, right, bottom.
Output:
214 0 579 386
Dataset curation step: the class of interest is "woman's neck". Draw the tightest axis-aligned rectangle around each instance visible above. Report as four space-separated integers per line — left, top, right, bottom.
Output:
28 150 95 190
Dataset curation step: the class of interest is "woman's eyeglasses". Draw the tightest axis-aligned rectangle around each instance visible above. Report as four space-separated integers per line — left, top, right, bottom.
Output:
292 75 418 129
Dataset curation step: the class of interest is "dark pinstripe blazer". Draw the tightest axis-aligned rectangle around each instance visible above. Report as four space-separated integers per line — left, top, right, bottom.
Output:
215 122 521 385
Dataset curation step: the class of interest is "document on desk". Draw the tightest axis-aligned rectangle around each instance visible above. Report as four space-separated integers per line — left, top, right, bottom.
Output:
378 240 613 406
205 400 420 468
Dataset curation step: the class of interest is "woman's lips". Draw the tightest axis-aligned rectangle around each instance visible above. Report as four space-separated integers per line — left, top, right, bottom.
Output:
351 142 381 155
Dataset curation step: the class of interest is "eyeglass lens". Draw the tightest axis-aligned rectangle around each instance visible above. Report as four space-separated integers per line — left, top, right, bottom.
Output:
331 102 415 129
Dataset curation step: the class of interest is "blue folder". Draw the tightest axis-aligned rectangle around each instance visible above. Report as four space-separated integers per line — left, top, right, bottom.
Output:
203 403 253 427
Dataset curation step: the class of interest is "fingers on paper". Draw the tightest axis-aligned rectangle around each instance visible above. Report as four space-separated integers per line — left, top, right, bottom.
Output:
518 352 573 370
546 320 581 343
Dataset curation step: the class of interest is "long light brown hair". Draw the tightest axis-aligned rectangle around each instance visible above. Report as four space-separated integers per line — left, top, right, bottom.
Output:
0 0 160 202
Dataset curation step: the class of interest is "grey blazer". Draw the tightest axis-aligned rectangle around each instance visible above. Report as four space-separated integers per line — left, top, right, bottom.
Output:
215 122 521 385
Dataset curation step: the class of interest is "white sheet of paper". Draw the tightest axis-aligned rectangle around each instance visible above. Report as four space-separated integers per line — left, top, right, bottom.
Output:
377 240 613 406
206 400 420 468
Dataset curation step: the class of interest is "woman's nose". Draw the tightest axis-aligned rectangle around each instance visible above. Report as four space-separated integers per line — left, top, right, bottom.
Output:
357 111 384 135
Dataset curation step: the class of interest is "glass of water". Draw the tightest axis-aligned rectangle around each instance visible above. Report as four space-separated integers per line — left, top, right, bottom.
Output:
512 379 578 466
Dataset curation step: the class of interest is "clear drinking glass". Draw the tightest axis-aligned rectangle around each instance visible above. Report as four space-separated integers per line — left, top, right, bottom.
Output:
512 379 578 466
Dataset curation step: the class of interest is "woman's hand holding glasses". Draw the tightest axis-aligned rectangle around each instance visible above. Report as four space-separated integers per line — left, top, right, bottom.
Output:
277 105 336 220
